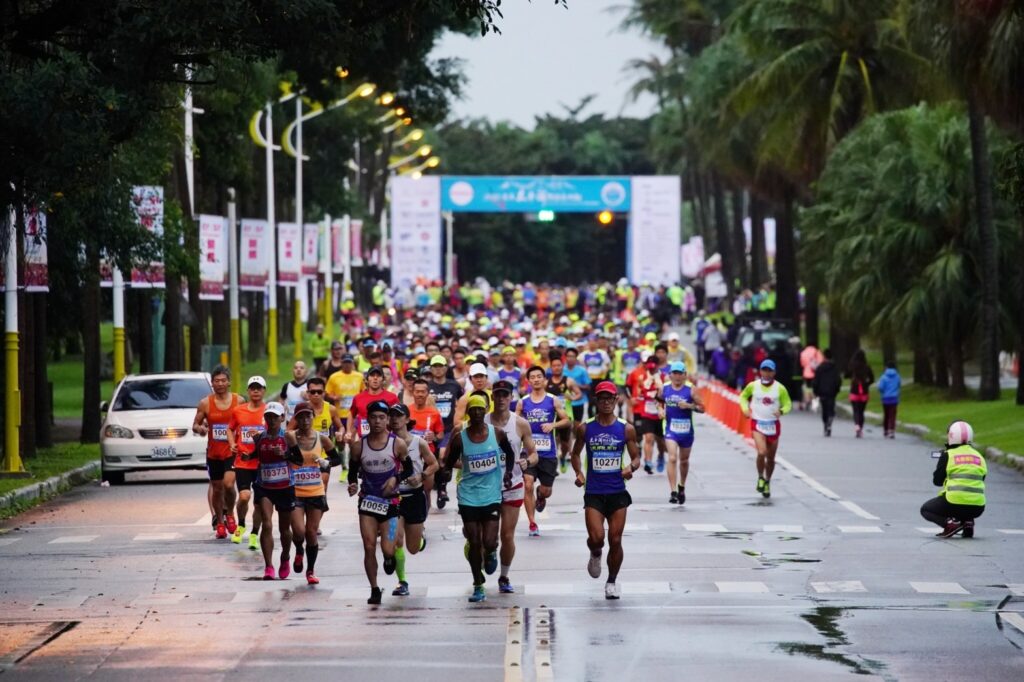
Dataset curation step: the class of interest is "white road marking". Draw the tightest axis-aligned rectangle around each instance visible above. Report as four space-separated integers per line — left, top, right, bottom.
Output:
764 525 803 533
36 594 90 608
193 515 212 526
426 585 471 598
48 535 99 544
232 590 284 603
525 584 574 595
132 533 181 541
811 581 867 593
329 586 372 600
1000 611 1024 636
621 582 671 595
504 607 524 682
0 537 20 547
917 527 939 534
997 529 1024 535
133 593 186 605
715 581 769 593
774 456 841 500
684 523 729 532
1005 584 1024 596
837 525 883 534
910 581 969 595
839 500 880 520
626 523 650 531
534 607 554 681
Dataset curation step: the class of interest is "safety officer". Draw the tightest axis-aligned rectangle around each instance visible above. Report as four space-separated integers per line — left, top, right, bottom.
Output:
920 420 986 538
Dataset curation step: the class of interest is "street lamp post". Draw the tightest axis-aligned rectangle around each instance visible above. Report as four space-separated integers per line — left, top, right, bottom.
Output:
293 96 303 360
4 207 23 473
227 188 242 392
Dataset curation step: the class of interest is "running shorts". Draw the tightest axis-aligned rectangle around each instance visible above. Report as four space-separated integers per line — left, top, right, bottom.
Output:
525 457 558 487
295 495 329 512
206 457 230 481
572 404 585 422
357 496 400 522
635 417 664 438
666 432 694 448
584 490 632 517
234 468 257 491
751 419 781 442
459 503 501 523
502 482 525 507
254 485 296 513
399 488 428 525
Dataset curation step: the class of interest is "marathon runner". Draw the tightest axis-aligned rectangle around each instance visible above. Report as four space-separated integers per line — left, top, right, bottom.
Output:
517 365 572 537
227 376 269 550
325 352 362 467
581 337 612 416
278 360 308 420
427 354 463 508
497 346 523 396
486 380 537 594
191 365 241 538
547 352 583 474
661 362 704 504
288 401 341 585
348 400 412 605
443 394 516 603
345 366 399 443
452 362 492 423
318 340 348 381
739 359 792 498
246 402 293 580
388 403 439 596
296 376 340 492
571 381 641 599
631 357 666 475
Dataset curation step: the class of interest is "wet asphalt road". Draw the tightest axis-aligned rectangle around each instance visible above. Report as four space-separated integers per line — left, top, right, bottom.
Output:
1 408 1023 681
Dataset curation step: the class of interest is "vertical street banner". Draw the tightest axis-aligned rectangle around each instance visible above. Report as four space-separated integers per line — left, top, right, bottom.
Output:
24 206 48 292
302 222 319 278
198 215 227 300
239 219 270 291
350 218 363 266
389 175 442 288
628 176 681 286
277 222 301 286
331 219 344 274
129 185 165 288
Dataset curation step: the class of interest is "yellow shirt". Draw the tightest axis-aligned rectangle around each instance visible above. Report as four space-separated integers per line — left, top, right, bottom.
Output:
326 370 363 418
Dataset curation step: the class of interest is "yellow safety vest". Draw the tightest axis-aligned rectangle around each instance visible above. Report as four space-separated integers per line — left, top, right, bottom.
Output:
943 445 986 506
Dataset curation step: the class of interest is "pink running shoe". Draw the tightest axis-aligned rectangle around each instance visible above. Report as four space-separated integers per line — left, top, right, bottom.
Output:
278 562 291 580
263 566 276 581
306 572 320 585
293 552 304 573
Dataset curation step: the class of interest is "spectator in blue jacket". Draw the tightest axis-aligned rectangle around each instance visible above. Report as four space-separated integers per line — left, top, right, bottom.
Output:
877 362 902 439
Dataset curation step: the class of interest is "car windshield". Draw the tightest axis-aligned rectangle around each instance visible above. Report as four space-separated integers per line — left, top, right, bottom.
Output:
113 377 210 411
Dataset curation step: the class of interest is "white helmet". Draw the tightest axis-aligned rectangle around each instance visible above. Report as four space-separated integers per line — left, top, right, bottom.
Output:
947 421 974 446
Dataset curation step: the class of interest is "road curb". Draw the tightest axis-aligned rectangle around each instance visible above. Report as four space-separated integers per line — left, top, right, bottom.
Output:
835 404 1024 474
0 461 100 512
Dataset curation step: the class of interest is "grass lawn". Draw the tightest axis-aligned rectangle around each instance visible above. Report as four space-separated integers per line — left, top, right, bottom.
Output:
0 443 99 500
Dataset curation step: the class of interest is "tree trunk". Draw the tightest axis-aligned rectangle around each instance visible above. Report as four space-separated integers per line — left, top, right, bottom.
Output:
913 347 934 385
750 196 767 287
164 277 182 371
81 243 102 444
1017 215 1024 405
881 337 897 367
33 292 51 448
136 291 153 373
934 348 950 389
805 287 820 347
731 190 748 289
247 292 262 362
774 192 799 326
211 300 229 345
948 337 967 399
711 173 732 297
829 315 860 373
966 88 1000 400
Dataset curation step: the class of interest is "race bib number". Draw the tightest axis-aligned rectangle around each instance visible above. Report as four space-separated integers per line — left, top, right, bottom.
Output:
339 396 353 410
359 419 370 437
211 424 229 442
643 401 658 416
259 463 290 484
240 425 264 445
591 456 621 473
670 418 692 435
467 453 498 474
756 420 778 437
437 401 452 419
533 434 553 452
292 466 322 486
359 495 391 515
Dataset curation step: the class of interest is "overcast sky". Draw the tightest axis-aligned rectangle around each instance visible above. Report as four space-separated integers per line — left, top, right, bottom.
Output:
431 0 667 129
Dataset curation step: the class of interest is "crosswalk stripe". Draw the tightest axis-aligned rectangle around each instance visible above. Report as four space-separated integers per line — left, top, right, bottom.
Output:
133 593 186 605
621 582 671 594
330 586 373 600
427 585 471 598
48 535 98 544
837 526 883 534
525 584 574 595
0 537 20 547
910 581 969 594
916 527 938 534
715 581 769 593
811 581 867 594
193 515 212 526
684 523 729 532
132 533 181 541
1000 611 1024 636
1007 584 1024 596
838 500 880 521
997 529 1024 535
232 590 284 603
764 525 803 533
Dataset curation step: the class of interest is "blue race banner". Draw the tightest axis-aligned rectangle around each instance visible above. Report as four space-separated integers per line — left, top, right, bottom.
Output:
441 176 631 213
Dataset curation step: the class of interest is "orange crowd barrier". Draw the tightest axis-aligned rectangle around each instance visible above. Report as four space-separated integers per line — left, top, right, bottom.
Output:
696 377 752 442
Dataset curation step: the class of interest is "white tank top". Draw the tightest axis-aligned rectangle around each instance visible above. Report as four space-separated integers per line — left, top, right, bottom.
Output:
748 381 784 421
399 433 425 492
486 412 523 489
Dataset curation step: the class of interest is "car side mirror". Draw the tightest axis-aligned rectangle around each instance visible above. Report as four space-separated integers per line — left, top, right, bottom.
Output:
100 401 109 413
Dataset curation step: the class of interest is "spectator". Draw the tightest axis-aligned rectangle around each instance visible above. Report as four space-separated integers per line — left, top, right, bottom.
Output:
847 349 875 438
811 348 841 437
799 343 825 411
877 362 902 439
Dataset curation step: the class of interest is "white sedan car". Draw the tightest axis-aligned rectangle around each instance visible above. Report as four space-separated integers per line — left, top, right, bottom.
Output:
100 372 212 484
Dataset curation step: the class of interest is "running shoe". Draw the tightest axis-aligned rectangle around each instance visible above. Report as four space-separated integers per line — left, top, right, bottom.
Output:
231 526 245 544
529 522 540 537
656 453 665 473
485 550 498 575
536 494 547 513
392 581 410 596
677 486 686 505
437 490 448 510
468 584 486 603
278 562 291 580
756 477 765 493
293 551 304 573
559 458 568 474
420 536 427 552
498 576 515 594
962 520 975 538
225 515 238 534
605 582 621 600
937 520 964 538
248 533 259 551
383 554 397 575
211 515 218 532
761 480 771 499
306 572 319 585
263 566 276 581
669 491 678 504
215 523 227 540
644 463 653 475
588 552 602 579
368 587 383 605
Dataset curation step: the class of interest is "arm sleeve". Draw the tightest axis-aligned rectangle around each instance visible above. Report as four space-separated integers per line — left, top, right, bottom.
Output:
347 459 360 484
498 434 516 477
325 448 343 468
285 444 304 465
399 455 414 480
933 453 947 487
738 383 754 415
779 386 793 415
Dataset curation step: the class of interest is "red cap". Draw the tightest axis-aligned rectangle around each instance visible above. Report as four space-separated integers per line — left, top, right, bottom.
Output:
594 381 618 396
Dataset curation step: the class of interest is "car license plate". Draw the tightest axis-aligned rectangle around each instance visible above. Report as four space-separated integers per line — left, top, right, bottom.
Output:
151 445 177 460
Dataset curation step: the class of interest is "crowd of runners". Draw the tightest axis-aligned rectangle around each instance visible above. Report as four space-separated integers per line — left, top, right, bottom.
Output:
192 286 798 604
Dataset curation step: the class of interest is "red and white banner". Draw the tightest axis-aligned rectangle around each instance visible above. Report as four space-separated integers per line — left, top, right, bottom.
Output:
198 215 227 300
1 206 48 292
331 219 344 274
129 185 165 288
350 218 363 266
302 223 319 278
240 219 270 291
277 222 301 286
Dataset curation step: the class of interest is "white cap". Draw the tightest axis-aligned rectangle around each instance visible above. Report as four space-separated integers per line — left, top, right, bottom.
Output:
668 332 680 341
488 336 499 346
263 401 285 416
947 421 973 446
469 362 489 377
246 375 267 388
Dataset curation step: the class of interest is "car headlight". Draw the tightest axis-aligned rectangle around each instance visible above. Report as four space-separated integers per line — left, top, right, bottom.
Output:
103 424 134 439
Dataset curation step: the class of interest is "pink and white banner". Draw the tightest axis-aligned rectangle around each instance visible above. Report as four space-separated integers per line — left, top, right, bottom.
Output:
198 215 227 300
129 185 165 288
350 218 363 266
331 219 344 274
302 223 319 278
1 206 48 292
240 219 270 291
277 222 301 286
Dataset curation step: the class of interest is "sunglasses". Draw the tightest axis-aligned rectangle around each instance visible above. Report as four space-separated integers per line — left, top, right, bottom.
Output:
307 389 324 395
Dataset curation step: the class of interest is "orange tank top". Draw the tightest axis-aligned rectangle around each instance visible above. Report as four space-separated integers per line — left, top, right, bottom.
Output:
230 404 267 469
207 393 239 460
291 434 326 497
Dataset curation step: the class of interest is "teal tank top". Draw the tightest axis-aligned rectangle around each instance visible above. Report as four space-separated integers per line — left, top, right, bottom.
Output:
457 424 503 507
